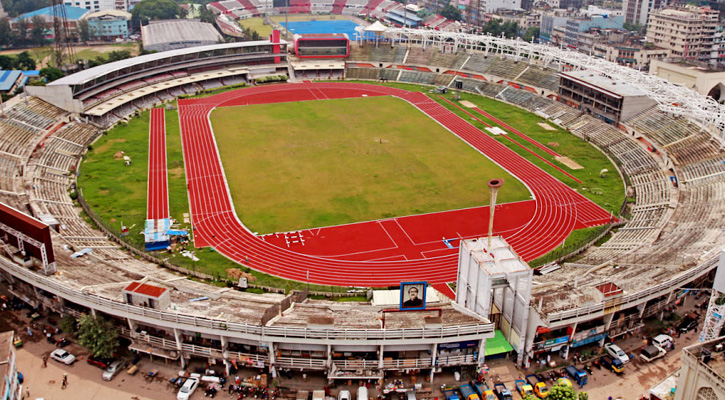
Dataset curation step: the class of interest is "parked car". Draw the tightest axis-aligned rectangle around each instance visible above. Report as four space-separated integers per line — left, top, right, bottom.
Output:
87 355 114 369
679 317 699 333
604 343 629 364
102 360 127 381
50 349 76 365
652 334 673 349
177 377 200 400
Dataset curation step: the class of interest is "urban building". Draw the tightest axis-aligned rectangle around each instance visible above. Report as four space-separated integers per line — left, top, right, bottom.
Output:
0 331 20 400
82 9 131 40
650 58 725 100
485 10 542 30
564 14 624 49
558 69 657 124
545 0 583 9
647 6 720 64
623 0 664 26
63 0 116 13
141 19 223 52
540 11 569 43
593 42 671 70
0 71 24 95
674 336 725 400
479 0 522 14
10 4 88 32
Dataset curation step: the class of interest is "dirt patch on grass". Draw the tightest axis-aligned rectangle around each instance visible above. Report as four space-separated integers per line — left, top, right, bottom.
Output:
556 156 584 170
538 122 556 131
168 166 185 179
96 139 126 154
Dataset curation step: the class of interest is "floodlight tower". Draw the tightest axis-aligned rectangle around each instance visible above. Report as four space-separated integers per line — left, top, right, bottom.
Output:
52 0 76 70
487 179 504 248
700 250 725 342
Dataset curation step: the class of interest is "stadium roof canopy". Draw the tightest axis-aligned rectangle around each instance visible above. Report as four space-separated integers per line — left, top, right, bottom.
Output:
49 39 286 87
141 19 223 51
13 4 88 21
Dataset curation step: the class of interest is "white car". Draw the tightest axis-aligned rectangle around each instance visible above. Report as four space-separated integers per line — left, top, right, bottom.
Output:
177 377 199 400
604 343 629 364
102 360 126 381
652 334 674 350
50 349 76 365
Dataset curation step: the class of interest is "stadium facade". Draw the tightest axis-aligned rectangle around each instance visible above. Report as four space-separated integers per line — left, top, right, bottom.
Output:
2 27 724 378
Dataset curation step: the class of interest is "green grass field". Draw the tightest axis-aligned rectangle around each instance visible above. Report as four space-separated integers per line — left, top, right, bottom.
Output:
210 96 530 234
238 17 274 37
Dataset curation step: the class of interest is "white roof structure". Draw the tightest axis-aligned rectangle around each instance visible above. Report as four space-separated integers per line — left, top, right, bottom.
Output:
49 39 286 87
142 20 223 52
461 237 530 276
561 70 648 98
364 20 387 33
384 27 725 146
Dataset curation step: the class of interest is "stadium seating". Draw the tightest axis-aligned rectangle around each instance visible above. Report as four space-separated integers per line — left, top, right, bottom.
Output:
516 67 559 92
486 58 528 80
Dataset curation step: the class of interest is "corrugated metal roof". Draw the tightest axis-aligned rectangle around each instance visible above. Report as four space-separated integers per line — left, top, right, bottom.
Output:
0 70 22 92
13 5 88 21
124 281 168 298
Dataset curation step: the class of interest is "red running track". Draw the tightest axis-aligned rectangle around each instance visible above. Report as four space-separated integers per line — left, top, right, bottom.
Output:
147 108 169 220
177 82 613 292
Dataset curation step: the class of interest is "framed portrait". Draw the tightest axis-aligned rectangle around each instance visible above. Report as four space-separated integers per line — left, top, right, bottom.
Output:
400 281 426 310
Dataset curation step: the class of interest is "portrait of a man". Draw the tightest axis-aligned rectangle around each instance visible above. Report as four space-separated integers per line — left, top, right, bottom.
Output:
400 282 426 310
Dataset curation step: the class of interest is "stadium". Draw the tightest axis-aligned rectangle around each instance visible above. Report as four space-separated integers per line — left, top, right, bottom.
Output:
1 3 724 382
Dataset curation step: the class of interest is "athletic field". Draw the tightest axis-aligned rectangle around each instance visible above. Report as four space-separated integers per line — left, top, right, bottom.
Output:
210 96 529 234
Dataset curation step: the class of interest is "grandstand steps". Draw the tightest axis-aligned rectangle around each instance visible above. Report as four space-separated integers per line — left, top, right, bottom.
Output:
513 66 529 82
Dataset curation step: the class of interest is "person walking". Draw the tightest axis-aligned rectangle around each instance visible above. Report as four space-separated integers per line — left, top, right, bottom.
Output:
61 373 68 389
24 386 29 399
42 354 48 367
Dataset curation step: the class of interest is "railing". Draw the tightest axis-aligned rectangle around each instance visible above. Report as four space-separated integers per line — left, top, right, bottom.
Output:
545 256 718 324
0 256 494 342
436 353 477 366
682 347 725 395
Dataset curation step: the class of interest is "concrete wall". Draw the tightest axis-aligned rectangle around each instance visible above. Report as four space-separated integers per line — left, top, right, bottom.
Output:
650 59 725 100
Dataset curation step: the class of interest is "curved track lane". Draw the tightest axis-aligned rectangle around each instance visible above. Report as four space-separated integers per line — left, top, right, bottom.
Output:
178 82 613 288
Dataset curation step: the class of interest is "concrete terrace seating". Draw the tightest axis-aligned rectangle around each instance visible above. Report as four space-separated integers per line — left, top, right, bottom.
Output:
428 50 457 69
451 53 469 71
607 140 659 175
496 86 536 107
404 47 433 66
0 119 41 155
346 67 379 80
538 102 582 127
626 107 701 147
398 70 435 85
678 155 725 184
665 133 721 166
433 74 454 87
486 58 527 80
369 46 395 63
380 68 399 81
569 117 626 149
516 67 559 91
630 170 671 207
462 53 496 74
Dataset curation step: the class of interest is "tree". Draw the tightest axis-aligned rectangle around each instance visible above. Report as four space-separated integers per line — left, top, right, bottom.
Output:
440 4 462 21
548 385 577 400
15 17 29 46
199 6 216 24
0 55 13 70
522 26 540 42
40 66 65 82
131 0 182 28
30 15 46 46
78 19 91 43
0 18 14 46
76 314 119 358
15 51 36 70
59 314 78 335
107 50 132 62
523 396 539 400
578 392 588 400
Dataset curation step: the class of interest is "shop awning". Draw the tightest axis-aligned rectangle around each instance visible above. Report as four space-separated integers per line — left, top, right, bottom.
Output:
485 330 514 356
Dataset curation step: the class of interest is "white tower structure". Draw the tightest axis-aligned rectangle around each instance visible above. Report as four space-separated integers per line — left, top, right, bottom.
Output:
700 249 725 342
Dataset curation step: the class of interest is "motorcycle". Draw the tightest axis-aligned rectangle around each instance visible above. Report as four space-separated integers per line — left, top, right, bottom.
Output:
584 364 593 375
204 386 217 398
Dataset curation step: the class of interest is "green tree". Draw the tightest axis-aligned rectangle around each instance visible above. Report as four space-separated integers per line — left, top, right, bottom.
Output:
548 385 577 400
578 392 589 400
440 4 462 21
15 51 36 70
30 15 46 46
76 314 119 358
131 0 182 28
59 314 78 335
78 19 91 42
0 55 13 70
199 6 216 24
0 18 14 46
522 26 540 42
524 396 539 400
0 0 51 18
40 66 65 82
107 50 132 62
15 17 29 46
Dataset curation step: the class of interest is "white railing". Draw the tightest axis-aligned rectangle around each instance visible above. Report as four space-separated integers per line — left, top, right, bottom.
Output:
0 257 493 342
545 256 718 324
436 353 477 366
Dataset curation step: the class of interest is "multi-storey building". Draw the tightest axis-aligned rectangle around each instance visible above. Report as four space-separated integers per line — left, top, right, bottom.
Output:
564 14 624 49
623 0 664 26
0 331 20 400
675 336 725 400
64 0 116 13
646 5 720 64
